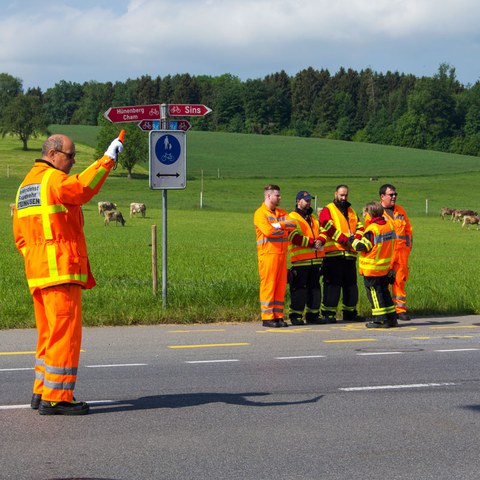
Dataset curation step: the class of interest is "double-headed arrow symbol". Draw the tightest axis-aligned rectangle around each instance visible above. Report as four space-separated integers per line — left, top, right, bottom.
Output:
156 172 180 178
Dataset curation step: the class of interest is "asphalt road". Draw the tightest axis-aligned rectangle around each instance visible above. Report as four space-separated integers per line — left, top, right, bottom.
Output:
1 315 480 480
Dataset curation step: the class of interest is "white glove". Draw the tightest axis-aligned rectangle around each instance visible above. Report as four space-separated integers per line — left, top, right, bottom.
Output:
271 222 281 229
104 138 124 161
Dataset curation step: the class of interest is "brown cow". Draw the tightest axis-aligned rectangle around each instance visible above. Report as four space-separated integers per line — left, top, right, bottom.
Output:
130 202 146 218
98 201 117 216
104 210 126 226
462 215 480 229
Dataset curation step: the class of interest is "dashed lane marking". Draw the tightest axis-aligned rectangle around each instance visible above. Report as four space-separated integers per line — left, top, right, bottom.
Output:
185 359 239 364
275 355 326 360
356 352 404 356
434 348 480 352
85 363 148 368
339 382 456 392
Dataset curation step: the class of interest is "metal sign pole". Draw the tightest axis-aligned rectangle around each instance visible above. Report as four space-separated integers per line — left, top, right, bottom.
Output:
161 103 168 308
162 189 168 307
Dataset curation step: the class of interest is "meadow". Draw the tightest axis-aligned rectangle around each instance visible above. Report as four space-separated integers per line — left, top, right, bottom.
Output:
1 127 480 328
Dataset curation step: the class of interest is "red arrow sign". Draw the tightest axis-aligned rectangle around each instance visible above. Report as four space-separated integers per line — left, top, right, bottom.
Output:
168 104 212 116
169 120 192 131
104 104 161 123
138 120 161 131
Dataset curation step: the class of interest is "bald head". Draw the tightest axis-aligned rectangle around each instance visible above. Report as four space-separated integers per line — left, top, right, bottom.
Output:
42 134 76 174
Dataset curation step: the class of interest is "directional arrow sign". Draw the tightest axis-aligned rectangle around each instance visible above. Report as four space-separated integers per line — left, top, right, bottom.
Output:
104 104 161 123
168 120 192 132
168 104 212 116
138 120 161 131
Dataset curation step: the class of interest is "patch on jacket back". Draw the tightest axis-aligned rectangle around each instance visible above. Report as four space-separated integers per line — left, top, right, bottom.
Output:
17 184 41 209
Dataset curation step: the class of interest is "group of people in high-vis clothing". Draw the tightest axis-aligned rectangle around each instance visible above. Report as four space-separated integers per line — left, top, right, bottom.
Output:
254 183 413 329
13 132 125 415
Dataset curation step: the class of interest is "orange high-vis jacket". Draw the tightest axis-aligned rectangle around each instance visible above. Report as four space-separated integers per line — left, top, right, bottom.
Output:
357 221 395 277
321 202 363 257
288 211 326 266
13 156 115 293
254 204 296 255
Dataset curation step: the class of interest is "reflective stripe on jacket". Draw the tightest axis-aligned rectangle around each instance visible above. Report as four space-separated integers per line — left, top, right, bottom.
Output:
358 222 395 277
254 203 296 255
322 202 362 258
13 157 114 292
288 211 324 266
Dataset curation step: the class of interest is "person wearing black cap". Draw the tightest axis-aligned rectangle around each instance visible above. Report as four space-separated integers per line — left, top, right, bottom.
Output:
318 184 365 323
287 191 328 325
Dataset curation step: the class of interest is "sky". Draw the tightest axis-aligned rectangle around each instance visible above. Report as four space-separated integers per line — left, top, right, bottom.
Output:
2 0 480 92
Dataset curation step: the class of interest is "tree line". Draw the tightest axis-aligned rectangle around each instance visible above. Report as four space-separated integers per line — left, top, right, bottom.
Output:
2 63 480 157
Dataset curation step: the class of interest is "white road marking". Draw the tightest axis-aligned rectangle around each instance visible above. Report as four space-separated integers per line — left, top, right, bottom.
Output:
356 352 404 356
275 355 326 360
85 363 148 368
185 359 239 364
340 382 456 392
0 367 34 371
434 348 480 352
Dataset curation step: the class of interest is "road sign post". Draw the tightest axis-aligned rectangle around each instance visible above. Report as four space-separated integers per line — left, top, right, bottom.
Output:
105 102 211 308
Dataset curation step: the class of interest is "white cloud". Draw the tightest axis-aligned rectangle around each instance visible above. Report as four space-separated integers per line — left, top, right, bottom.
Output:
1 0 479 90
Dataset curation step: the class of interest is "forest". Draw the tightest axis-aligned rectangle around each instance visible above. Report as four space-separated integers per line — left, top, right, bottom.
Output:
2 63 480 156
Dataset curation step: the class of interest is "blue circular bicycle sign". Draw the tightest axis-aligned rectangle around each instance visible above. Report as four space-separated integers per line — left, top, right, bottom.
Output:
155 134 181 165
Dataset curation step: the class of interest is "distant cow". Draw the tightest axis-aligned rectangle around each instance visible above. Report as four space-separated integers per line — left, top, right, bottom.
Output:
98 201 117 216
104 210 126 226
440 207 455 220
453 209 477 222
462 215 480 229
9 203 15 217
130 202 146 218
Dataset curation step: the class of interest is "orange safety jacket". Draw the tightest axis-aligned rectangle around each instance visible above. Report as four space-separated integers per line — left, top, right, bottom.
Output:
254 203 297 255
321 202 363 258
13 157 115 293
356 221 395 277
288 211 326 266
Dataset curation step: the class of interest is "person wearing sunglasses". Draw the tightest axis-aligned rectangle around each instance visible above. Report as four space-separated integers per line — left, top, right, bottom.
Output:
365 184 413 321
13 132 124 415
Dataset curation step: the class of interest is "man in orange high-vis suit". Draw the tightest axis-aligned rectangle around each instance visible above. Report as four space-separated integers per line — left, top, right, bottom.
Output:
254 184 297 328
13 132 124 415
378 184 413 321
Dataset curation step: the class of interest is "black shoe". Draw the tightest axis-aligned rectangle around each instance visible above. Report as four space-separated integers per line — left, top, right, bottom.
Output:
397 312 410 321
344 315 366 322
388 320 399 328
307 318 327 325
262 320 288 328
277 319 289 328
322 316 337 324
31 393 41 410
290 318 305 326
366 321 390 329
38 400 89 416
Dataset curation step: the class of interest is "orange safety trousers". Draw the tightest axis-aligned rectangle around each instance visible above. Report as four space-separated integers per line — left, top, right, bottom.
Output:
391 248 410 314
32 284 82 402
258 253 288 320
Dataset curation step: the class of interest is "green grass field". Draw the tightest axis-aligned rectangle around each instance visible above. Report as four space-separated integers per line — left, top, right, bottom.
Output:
1 128 480 328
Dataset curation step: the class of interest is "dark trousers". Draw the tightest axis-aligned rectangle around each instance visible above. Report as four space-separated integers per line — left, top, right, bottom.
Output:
363 275 397 324
321 256 358 318
288 265 322 322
